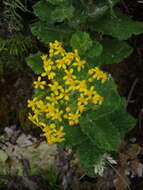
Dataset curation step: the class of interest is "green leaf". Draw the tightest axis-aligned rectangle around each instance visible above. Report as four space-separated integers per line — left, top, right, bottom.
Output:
33 0 54 23
80 78 121 150
31 21 72 44
80 115 121 151
68 8 87 29
51 6 75 22
87 0 119 19
46 0 65 5
90 39 133 66
76 140 104 176
108 104 136 138
26 52 44 74
91 9 143 40
70 31 93 55
89 77 122 116
87 40 103 57
80 78 135 151
60 125 88 148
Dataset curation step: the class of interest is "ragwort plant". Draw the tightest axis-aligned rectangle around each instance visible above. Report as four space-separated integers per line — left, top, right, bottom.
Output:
28 40 108 144
26 0 143 176
27 41 135 176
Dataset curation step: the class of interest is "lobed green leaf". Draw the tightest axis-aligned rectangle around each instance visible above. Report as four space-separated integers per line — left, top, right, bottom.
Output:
86 40 103 58
26 52 44 74
81 113 121 151
80 78 136 151
88 39 133 66
76 140 104 176
91 9 143 40
60 125 88 148
31 21 72 44
70 31 93 55
33 0 54 23
51 6 75 22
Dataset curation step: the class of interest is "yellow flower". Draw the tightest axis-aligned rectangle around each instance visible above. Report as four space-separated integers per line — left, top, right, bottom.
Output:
54 46 66 57
41 55 47 61
28 113 39 126
49 40 62 49
69 120 74 126
66 79 79 91
49 40 63 57
49 40 66 57
36 100 48 112
51 109 63 122
57 89 70 101
101 73 108 83
55 59 67 70
49 48 54 58
64 52 75 65
28 41 107 145
88 77 94 82
63 69 78 91
63 114 68 119
53 126 65 142
43 124 65 144
73 49 80 60
91 94 104 105
41 71 56 79
84 86 95 98
42 59 56 79
27 97 38 109
77 104 85 113
88 68 95 75
48 81 62 95
63 68 76 81
65 107 71 112
33 76 46 89
68 112 80 125
45 104 56 118
42 123 57 144
77 93 88 105
43 61 52 72
88 67 108 83
46 93 58 105
76 80 87 92
33 108 41 118
73 59 86 71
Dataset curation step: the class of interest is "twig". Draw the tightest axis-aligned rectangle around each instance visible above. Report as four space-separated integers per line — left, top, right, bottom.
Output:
105 160 131 190
126 78 138 110
138 108 143 129
138 1 143 4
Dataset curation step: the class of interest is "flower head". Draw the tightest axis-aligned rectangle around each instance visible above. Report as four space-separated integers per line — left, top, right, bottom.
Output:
33 76 46 89
28 40 108 145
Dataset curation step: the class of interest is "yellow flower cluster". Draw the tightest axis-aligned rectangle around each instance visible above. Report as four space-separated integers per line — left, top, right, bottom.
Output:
28 40 108 144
